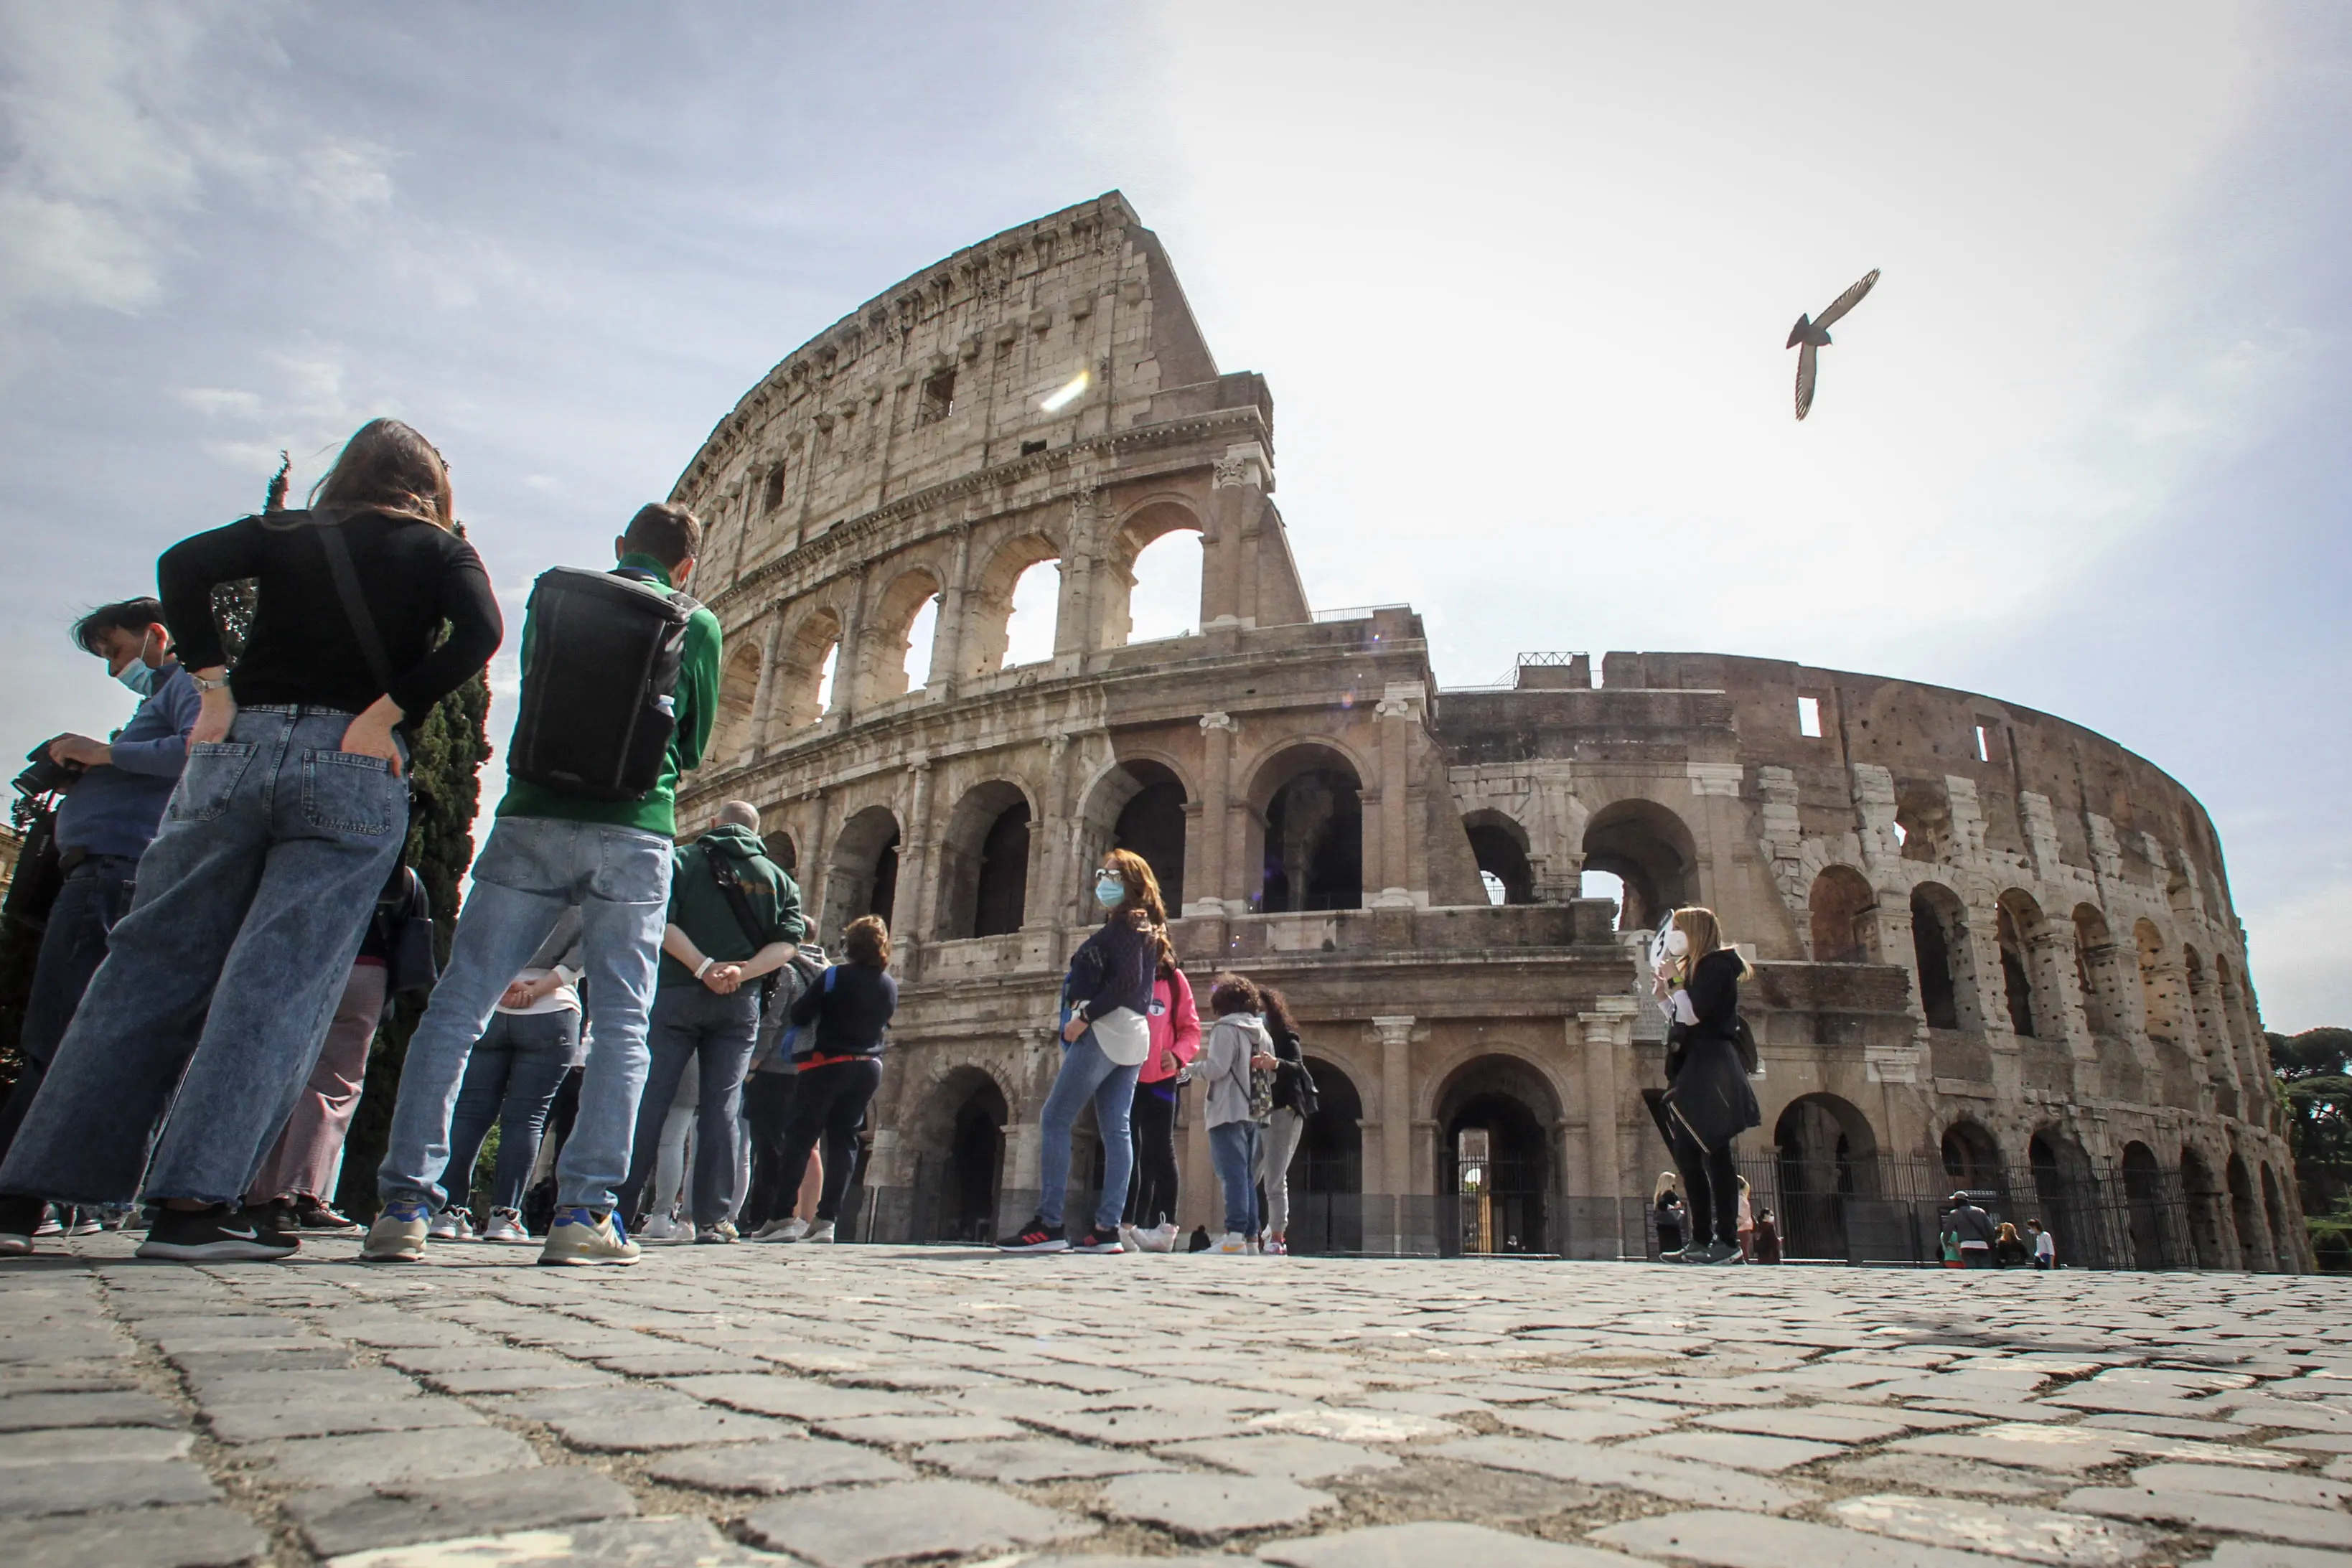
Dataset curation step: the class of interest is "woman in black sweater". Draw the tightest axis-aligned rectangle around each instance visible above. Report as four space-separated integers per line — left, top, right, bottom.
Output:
1651 906 1759 1266
767 914 897 1244
0 420 501 1262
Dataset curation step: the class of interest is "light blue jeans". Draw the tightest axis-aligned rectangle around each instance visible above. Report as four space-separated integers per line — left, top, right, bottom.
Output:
1036 1032 1140 1234
379 814 670 1214
1209 1120 1262 1239
0 707 407 1205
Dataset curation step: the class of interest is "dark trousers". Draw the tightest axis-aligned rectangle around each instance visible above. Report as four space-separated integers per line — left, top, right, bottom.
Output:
774 1058 880 1223
443 1009 580 1218
739 1069 802 1231
1124 1081 1180 1227
617 984 759 1228
1667 1121 1739 1247
0 861 138 1178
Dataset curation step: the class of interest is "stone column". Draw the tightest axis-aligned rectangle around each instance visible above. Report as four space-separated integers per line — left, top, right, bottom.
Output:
1371 1015 1418 1256
1054 487 1100 670
1200 444 1269 633
1370 685 1425 909
747 615 784 755
898 762 936 963
1577 998 1636 1258
1189 712 1237 918
927 524 973 698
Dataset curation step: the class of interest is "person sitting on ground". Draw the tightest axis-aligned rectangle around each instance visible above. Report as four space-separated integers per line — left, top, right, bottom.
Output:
1992 1219 2031 1268
1199 972 1277 1256
1652 1170 1687 1259
0 421 501 1263
1752 1207 1782 1264
763 914 896 1244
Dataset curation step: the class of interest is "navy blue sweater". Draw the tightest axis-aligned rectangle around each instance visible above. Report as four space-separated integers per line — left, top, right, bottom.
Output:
1064 917 1154 1020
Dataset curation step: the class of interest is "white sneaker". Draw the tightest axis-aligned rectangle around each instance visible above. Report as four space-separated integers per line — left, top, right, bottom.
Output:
1118 1223 1139 1252
1214 1231 1250 1254
793 1220 835 1244
759 1216 810 1244
637 1212 683 1242
479 1209 530 1244
426 1208 472 1241
1143 1221 1179 1254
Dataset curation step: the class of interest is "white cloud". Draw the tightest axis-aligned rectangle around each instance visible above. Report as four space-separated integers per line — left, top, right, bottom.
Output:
2242 877 2352 1035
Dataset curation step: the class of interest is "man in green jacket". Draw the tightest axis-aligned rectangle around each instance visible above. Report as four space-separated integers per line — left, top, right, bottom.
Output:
370 503 723 1267
616 800 804 1242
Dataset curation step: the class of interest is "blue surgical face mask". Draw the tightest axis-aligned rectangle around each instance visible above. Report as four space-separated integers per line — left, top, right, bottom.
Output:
1095 876 1127 910
114 657 161 698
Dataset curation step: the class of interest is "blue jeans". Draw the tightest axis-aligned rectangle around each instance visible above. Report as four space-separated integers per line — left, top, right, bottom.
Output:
379 814 670 1214
1209 1120 1261 1238
0 859 139 1165
442 1008 581 1216
1036 1032 1139 1233
617 985 759 1229
0 708 407 1205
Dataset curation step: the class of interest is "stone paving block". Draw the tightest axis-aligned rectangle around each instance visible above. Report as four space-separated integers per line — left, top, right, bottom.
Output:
1626 1429 1845 1473
741 1477 1094 1567
2272 1435 2352 1455
2079 1412 2253 1440
647 1435 913 1493
1830 1452 2076 1498
170 1345 357 1374
812 1411 1027 1444
1101 1470 1336 1534
2130 1461 2352 1508
1336 1456 1605 1521
380 1346 573 1374
424 1365 623 1395
1494 1404 1668 1442
1159 1432 1400 1482
205 1396 487 1443
1695 1405 1916 1443
187 1368 423 1404
1593 1508 2017 1567
0 1457 220 1516
0 1424 195 1465
1351 1388 1496 1417
917 1435 1171 1482
321 1515 799 1567
490 1385 690 1421
540 1403 796 1451
289 1465 639 1557
929 1380 1092 1417
15 1502 263 1567
1026 1406 1256 1445
1261 1520 1646 1568
1829 1493 2155 1566
0 1362 140 1395
2190 1545 2352 1568
668 1372 938 1420
592 1349 749 1376
1245 1405 1456 1443
0 1389 180 1429
2067 1485 2352 1549
248 1426 543 1488
1896 1422 2273 1474
1437 1435 1812 1512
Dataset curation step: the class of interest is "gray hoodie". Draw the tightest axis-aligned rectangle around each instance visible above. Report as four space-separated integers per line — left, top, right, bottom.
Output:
1201 1011 1271 1128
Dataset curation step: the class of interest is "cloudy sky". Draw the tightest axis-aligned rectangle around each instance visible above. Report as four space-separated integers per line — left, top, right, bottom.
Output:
2 3 2344 1030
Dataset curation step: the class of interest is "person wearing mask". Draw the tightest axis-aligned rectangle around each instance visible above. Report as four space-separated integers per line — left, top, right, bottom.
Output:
1255 987 1314 1257
369 501 718 1267
2032 1219 2056 1270
433 907 585 1244
0 598 200 1254
1947 1191 1996 1268
766 914 896 1244
1199 972 1276 1255
617 801 804 1245
1647 906 1758 1267
248 864 434 1237
1120 941 1199 1254
1652 1172 1687 1260
0 421 500 1262
998 851 1166 1255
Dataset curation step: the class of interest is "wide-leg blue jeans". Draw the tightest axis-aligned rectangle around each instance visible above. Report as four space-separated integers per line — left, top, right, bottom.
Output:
1036 1033 1139 1234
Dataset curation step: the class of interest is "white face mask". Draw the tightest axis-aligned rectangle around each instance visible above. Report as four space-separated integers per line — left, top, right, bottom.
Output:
1664 927 1691 957
1095 876 1126 910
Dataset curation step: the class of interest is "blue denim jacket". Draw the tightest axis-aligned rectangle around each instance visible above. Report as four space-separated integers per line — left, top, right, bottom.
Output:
53 664 201 859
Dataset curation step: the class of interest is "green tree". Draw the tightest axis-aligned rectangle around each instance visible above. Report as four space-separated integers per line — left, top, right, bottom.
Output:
2274 1026 2352 1269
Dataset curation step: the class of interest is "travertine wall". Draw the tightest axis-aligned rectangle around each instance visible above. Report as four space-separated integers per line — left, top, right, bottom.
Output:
669 192 2302 1269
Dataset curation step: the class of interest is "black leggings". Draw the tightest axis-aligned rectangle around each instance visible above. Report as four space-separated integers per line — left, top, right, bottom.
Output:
1125 1082 1179 1226
774 1059 881 1223
740 1071 800 1231
1668 1122 1740 1247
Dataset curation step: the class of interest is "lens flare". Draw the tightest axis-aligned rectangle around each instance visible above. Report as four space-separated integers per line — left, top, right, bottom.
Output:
1039 370 1090 413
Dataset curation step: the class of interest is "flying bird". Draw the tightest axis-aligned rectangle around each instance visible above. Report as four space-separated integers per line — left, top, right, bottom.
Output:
1787 268 1879 420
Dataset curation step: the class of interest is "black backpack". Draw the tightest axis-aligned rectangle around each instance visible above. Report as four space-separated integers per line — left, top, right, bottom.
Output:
507 566 699 801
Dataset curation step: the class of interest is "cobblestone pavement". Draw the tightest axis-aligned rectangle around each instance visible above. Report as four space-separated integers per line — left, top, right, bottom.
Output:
7 1237 2352 1567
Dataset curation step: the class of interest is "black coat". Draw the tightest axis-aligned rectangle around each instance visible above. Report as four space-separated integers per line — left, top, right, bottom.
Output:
1657 948 1761 1150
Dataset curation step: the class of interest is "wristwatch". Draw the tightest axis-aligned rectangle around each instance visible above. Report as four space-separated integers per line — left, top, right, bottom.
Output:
189 672 231 693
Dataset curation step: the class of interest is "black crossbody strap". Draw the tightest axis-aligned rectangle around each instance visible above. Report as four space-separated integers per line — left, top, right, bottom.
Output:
305 508 398 703
706 850 774 954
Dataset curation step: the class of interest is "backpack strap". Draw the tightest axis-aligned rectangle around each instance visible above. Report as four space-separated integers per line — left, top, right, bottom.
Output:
270 509 399 705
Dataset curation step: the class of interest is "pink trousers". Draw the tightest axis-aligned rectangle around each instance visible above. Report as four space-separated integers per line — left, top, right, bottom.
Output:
247 962 386 1204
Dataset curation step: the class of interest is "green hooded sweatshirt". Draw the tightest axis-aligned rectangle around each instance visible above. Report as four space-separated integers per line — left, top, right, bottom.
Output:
661 822 805 990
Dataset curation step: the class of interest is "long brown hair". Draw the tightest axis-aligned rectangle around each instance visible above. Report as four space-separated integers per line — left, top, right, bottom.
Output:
311 418 454 530
1669 905 1753 980
1098 848 1166 932
1258 985 1301 1043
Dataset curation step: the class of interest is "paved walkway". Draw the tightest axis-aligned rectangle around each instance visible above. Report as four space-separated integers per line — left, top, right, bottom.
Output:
6 1238 2352 1567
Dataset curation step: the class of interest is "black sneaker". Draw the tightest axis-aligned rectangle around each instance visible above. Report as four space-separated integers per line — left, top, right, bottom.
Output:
995 1216 1070 1253
253 1199 300 1238
1071 1225 1125 1254
135 1204 300 1262
0 1193 45 1256
295 1200 363 1233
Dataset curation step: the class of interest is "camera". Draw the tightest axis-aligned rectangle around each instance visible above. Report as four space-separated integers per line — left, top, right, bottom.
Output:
12 739 84 799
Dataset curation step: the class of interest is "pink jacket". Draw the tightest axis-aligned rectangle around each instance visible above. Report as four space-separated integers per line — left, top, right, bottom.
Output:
1137 969 1202 1084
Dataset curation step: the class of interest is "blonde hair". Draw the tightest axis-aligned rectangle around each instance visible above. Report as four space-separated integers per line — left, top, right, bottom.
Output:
1653 1171 1680 1203
1669 906 1753 980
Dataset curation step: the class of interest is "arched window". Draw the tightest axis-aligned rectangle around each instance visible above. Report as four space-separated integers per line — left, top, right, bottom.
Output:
762 462 788 514
973 803 1031 938
2120 1142 2170 1269
1121 525 1203 644
1288 1056 1364 1255
761 830 797 875
2227 1153 2269 1271
1808 867 1878 962
1995 892 2044 1038
936 781 1034 941
2135 920 2179 1044
856 570 943 708
710 642 764 759
1112 767 1188 915
773 607 843 732
962 533 1062 677
1433 1054 1560 1256
1463 812 1535 906
1940 1119 2005 1196
1002 560 1060 667
909 1067 1006 1244
1250 745 1364 913
1910 883 1972 1030
1580 799 1697 931
822 806 901 940
2072 905 2114 1036
2180 1147 2226 1269
1893 784 1949 863
1776 1094 1878 1259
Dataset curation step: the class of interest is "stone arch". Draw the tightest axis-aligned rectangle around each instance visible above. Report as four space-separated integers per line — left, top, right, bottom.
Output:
1245 742 1365 914
771 604 844 733
1075 756 1191 918
1463 809 1535 906
710 639 764 760
1995 890 2046 1038
1910 881 1976 1031
2072 905 2117 1036
1807 865 1878 963
2180 1145 2228 1269
934 779 1036 942
1773 1093 1878 1260
761 829 798 875
2227 1151 2270 1271
821 804 901 942
856 565 943 708
1288 1054 1366 1254
2136 919 2180 1045
2261 1163 2292 1274
1580 797 1698 933
2120 1141 2173 1269
1431 1051 1563 1256
904 1064 1010 1243
1940 1117 2007 1202
2030 1127 2103 1268
1100 495 1205 647
965 531 1062 675
1893 781 1951 862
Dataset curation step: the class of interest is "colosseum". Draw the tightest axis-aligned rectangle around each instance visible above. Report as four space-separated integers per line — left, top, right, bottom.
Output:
667 192 2305 1272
